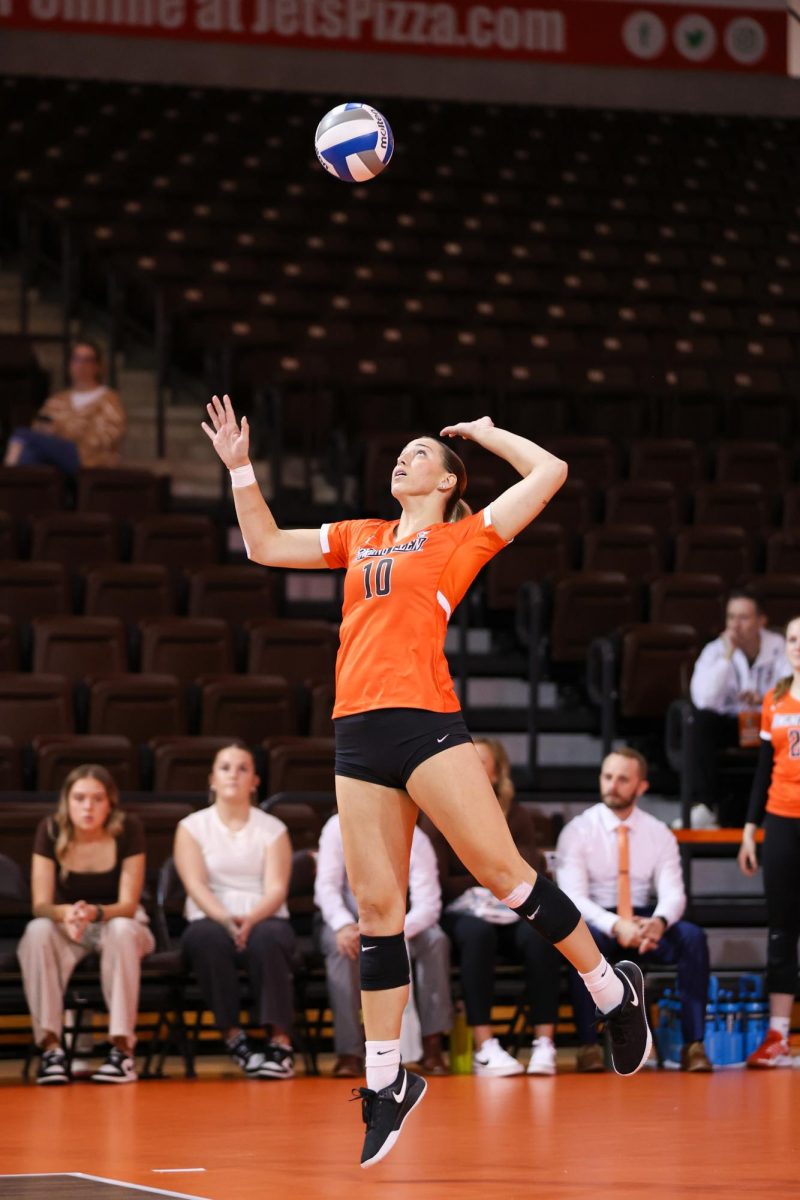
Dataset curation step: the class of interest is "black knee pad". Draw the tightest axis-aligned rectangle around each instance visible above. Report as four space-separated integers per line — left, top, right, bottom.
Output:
766 928 799 995
359 932 410 992
513 874 581 945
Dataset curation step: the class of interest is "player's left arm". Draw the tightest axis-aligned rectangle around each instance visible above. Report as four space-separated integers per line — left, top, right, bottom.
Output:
440 417 567 541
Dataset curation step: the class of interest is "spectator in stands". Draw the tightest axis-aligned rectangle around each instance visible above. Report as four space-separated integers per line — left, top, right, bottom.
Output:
425 737 562 1076
739 615 800 1068
4 338 126 473
17 765 153 1086
174 741 296 1080
557 748 711 1073
689 587 789 825
314 810 452 1078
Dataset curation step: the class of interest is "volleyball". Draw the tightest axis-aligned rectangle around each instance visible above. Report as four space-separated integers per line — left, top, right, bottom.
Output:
314 103 394 183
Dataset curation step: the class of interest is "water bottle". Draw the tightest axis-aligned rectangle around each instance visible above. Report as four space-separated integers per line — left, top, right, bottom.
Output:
705 976 721 1066
722 990 744 1066
656 989 674 1065
449 1002 473 1075
740 974 768 1059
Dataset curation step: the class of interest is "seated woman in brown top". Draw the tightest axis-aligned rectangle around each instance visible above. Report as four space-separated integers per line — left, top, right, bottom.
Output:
17 765 154 1086
4 338 126 474
424 738 562 1078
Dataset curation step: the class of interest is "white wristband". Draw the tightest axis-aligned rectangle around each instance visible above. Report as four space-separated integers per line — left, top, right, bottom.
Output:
230 463 257 489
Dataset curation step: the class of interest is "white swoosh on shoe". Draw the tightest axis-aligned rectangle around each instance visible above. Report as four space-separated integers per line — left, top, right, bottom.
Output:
392 1071 407 1103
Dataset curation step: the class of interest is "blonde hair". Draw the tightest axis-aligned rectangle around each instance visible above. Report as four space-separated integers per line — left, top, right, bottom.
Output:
773 615 800 701
51 765 123 879
474 737 515 808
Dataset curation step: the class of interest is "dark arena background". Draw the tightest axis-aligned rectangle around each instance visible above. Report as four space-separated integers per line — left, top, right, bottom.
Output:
0 2 799 1197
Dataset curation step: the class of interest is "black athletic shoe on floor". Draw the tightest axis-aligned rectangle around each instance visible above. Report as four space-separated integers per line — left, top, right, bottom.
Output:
601 961 653 1077
258 1042 294 1079
37 1047 69 1085
354 1066 427 1169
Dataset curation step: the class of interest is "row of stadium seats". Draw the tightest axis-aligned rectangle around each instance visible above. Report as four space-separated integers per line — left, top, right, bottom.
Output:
0 732 335 794
5 78 797 449
0 617 336 684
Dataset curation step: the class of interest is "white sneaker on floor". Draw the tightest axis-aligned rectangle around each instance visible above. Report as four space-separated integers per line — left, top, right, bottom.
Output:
91 1047 137 1083
472 1037 524 1077
527 1036 557 1075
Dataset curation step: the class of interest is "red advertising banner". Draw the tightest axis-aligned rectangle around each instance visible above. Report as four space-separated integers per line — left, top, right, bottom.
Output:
0 0 788 74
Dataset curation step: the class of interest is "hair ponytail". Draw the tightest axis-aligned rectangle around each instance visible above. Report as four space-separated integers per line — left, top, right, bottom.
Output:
435 438 468 522
449 498 472 523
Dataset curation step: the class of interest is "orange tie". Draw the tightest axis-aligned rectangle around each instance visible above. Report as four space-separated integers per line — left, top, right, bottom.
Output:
616 824 633 921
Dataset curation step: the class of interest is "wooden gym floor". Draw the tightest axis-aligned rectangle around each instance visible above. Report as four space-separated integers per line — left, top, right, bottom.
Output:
1 1062 799 1200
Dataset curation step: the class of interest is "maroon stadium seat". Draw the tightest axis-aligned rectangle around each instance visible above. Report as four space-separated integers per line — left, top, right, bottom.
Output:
549 573 641 665
0 563 70 623
88 675 184 742
198 674 296 741
140 619 233 686
649 574 725 642
674 527 752 590
187 565 277 623
83 565 174 621
34 735 137 790
0 674 73 745
30 513 118 571
247 619 338 688
31 616 128 682
582 525 662 582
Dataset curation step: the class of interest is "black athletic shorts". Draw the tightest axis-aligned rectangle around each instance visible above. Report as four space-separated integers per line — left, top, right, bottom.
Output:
334 707 473 790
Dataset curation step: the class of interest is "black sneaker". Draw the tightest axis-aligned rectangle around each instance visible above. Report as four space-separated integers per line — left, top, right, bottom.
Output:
258 1042 294 1079
601 961 652 1077
226 1032 264 1077
91 1046 137 1084
354 1066 427 1169
37 1047 69 1085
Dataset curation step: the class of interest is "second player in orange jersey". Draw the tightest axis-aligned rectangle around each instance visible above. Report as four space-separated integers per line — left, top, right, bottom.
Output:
203 397 652 1167
740 614 800 1068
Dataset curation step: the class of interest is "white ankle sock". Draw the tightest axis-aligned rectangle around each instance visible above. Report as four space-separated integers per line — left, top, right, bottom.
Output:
580 956 625 1014
365 1039 401 1092
770 1016 790 1040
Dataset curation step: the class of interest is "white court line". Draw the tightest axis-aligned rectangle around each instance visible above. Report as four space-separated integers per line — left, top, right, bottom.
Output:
0 1173 211 1199
151 1170 207 1175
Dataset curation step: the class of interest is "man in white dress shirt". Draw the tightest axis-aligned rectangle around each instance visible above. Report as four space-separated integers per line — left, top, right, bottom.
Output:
557 747 711 1073
689 587 789 824
314 812 452 1078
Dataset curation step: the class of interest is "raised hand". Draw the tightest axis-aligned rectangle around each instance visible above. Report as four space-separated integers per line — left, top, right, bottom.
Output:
201 394 250 469
440 416 495 442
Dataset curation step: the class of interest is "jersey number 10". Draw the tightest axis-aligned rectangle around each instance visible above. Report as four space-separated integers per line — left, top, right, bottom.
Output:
362 559 393 599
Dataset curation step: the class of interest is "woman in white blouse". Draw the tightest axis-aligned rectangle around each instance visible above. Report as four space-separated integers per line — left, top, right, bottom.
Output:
173 741 295 1079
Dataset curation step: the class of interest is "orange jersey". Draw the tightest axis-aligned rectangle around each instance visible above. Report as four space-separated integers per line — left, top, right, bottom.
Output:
760 687 800 818
321 507 508 718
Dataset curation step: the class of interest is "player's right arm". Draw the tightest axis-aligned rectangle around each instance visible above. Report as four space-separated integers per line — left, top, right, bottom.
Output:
202 394 326 569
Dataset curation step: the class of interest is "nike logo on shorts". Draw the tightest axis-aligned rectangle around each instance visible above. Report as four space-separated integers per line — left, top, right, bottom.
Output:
436 734 450 744
361 945 377 953
526 905 541 922
392 1071 407 1103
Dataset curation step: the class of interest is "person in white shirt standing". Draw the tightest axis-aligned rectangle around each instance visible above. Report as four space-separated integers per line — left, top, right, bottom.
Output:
314 812 452 1078
557 747 711 1074
174 742 296 1081
689 587 789 825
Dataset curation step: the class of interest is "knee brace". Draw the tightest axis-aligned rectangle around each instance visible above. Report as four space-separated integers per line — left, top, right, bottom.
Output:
513 875 581 945
766 928 799 995
359 932 410 992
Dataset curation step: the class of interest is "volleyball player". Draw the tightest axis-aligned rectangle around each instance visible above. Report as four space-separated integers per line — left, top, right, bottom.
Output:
203 397 652 1167
739 614 800 1067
